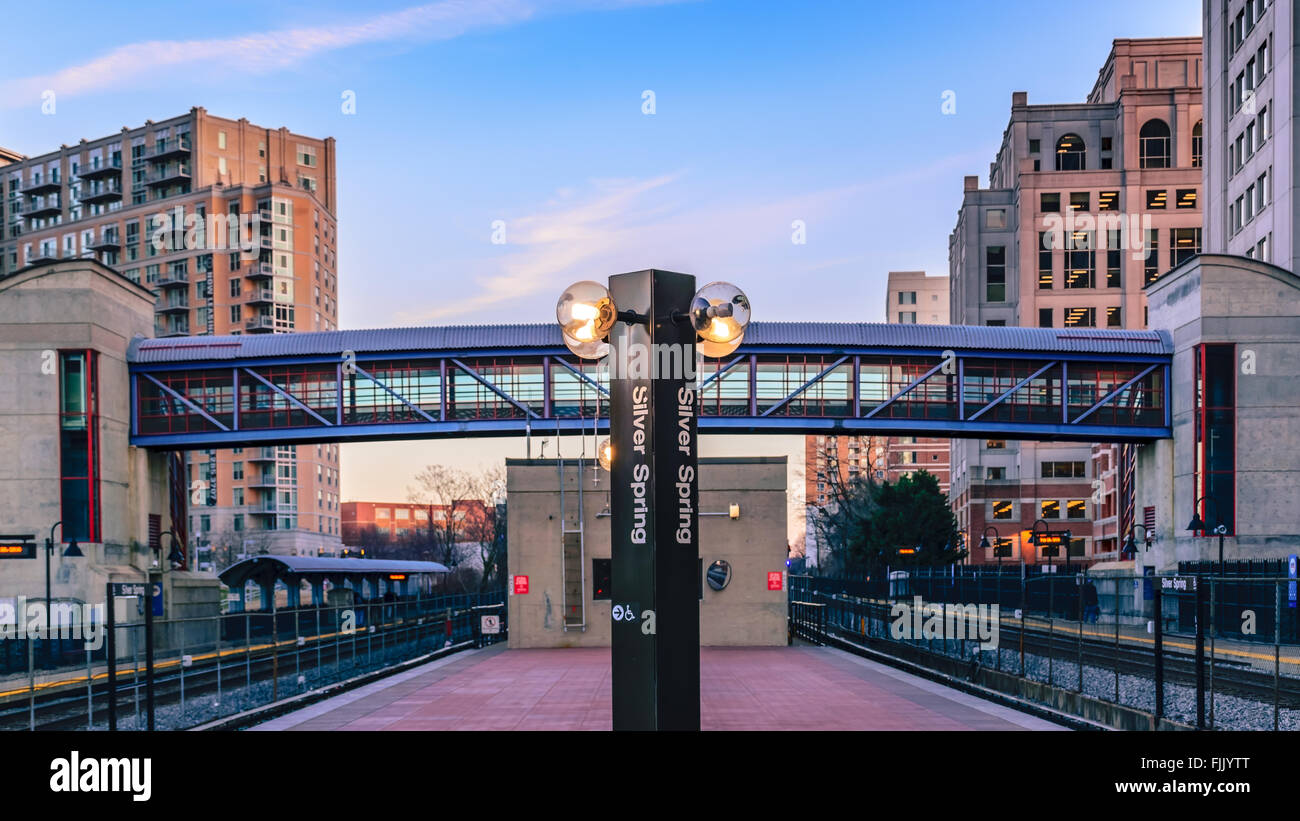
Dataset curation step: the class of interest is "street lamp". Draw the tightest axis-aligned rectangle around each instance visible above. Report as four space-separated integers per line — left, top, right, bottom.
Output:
556 271 750 731
1186 495 1227 571
160 529 186 571
45 521 84 665
978 525 1006 569
1121 523 1154 559
1029 518 1056 570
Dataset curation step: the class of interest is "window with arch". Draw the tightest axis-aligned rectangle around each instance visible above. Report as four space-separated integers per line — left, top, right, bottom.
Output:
1140 119 1171 168
1055 134 1086 170
1192 120 1202 167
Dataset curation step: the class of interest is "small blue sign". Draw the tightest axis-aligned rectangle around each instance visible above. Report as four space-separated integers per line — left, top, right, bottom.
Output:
1288 555 1296 610
152 582 164 616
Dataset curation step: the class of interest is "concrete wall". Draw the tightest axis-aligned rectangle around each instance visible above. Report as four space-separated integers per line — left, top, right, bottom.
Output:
507 457 788 649
1138 254 1300 568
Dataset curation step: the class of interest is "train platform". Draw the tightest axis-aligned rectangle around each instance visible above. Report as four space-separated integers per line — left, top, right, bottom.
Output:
250 644 1066 731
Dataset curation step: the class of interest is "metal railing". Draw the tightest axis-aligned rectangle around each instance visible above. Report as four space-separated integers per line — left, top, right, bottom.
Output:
0 588 506 731
789 571 1300 730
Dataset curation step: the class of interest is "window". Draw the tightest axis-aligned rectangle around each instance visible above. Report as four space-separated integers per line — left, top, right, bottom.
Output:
1065 231 1094 288
1064 307 1096 327
297 144 317 167
985 209 1006 229
898 291 916 304
1105 229 1121 288
1097 191 1118 211
1139 120 1171 168
1171 228 1201 267
986 440 1005 449
987 467 1006 480
985 246 1006 302
986 319 1006 327
1055 134 1085 170
218 131 227 150
992 501 1014 520
233 514 244 532
1067 500 1087 519
1192 121 1202 168
1069 192 1089 212
230 279 241 298
898 312 916 323
1040 192 1060 213
1194 344 1236 535
1176 189 1197 209
232 461 243 480
1041 461 1086 478
59 351 100 542
1146 189 1167 209
1038 307 1052 327
1144 229 1160 285
1038 232 1053 289
1107 306 1122 327
1041 500 1060 519
1028 139 1040 154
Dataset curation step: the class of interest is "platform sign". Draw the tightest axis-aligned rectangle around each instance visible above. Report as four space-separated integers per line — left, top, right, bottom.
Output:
0 535 36 560
768 571 783 591
480 615 500 635
1160 575 1198 592
513 575 529 595
111 582 148 598
1288 555 1297 609
151 582 163 616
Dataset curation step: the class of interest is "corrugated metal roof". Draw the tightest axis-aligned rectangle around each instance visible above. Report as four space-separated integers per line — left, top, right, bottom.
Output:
130 321 1171 364
218 555 449 586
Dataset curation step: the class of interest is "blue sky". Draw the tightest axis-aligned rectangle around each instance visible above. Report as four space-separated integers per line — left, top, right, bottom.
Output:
0 0 1201 512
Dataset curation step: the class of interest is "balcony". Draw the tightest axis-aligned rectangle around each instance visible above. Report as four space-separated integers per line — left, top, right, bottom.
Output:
245 287 275 305
155 297 190 314
21 177 61 196
149 136 192 161
258 233 273 249
80 182 123 204
245 314 275 333
146 165 191 187
155 322 190 338
247 447 278 462
85 234 121 252
244 261 274 279
247 472 278 488
78 160 123 180
26 199 61 219
155 269 189 288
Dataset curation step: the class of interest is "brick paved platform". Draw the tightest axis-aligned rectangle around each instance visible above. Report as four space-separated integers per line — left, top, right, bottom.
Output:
251 644 1066 731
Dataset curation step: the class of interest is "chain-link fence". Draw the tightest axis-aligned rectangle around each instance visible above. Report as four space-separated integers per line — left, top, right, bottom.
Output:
0 589 506 731
789 572 1300 730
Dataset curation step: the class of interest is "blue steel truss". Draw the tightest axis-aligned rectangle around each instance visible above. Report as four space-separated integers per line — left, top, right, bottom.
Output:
127 322 1172 449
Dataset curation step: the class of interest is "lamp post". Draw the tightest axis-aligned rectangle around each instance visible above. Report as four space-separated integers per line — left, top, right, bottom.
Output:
44 521 84 666
556 272 750 731
978 525 1005 570
1186 495 1227 572
1121 523 1154 560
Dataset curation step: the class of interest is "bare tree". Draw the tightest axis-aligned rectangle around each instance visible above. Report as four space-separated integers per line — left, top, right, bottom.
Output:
407 465 505 591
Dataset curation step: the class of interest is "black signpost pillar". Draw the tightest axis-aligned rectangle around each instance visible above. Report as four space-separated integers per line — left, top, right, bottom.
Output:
608 269 700 731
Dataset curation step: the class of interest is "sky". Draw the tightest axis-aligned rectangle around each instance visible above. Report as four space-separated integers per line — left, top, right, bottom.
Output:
0 0 1202 534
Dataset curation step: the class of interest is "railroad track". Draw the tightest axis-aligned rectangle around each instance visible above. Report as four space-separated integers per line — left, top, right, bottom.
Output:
802 595 1300 708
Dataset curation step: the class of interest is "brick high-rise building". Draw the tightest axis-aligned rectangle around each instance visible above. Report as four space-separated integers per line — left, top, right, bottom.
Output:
0 106 342 560
948 38 1203 565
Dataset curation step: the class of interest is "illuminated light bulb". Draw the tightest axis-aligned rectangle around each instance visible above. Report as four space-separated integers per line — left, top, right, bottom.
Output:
689 281 750 345
556 281 616 346
598 438 613 471
697 335 743 358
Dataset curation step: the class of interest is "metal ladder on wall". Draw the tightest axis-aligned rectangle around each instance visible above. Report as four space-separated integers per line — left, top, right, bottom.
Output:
559 432 587 631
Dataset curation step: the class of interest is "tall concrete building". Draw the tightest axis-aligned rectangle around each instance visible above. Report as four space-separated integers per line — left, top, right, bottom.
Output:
949 38 1203 564
1203 0 1283 266
0 107 342 560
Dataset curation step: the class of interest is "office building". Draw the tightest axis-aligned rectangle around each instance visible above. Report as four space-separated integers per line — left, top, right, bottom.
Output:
948 38 1203 563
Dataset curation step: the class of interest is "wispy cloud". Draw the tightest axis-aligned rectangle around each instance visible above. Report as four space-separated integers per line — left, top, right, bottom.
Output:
1 0 680 106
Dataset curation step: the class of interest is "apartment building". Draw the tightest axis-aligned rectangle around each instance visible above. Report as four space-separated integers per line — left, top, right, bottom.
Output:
1204 0 1285 266
948 38 1203 564
883 271 951 494
0 107 342 560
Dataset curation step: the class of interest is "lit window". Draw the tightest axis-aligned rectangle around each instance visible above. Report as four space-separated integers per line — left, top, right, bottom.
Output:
1067 500 1087 519
992 501 1013 520
1041 500 1060 519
